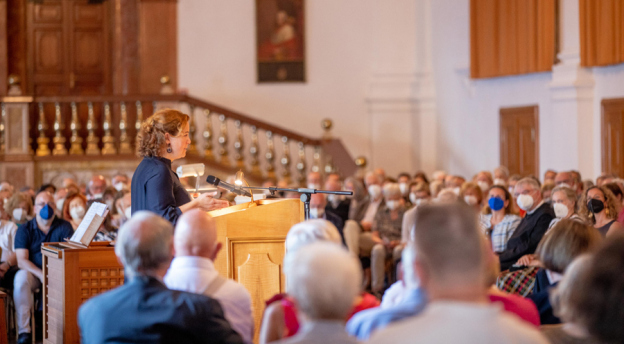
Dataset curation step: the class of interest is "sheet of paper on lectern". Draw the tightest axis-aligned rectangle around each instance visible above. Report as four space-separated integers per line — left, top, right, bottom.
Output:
69 202 108 247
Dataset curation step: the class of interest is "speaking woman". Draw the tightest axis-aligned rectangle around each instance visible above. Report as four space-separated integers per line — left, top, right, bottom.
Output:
131 109 228 224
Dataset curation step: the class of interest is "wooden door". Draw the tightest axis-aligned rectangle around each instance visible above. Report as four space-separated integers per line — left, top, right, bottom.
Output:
27 0 110 96
602 98 624 177
500 106 539 177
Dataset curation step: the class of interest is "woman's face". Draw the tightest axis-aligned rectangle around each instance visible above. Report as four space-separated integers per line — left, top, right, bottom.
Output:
69 197 86 211
464 188 481 202
552 190 573 217
488 188 509 210
587 188 607 213
168 122 191 160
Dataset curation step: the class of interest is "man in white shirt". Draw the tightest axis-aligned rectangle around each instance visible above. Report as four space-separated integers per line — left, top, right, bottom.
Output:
369 203 548 344
164 209 254 344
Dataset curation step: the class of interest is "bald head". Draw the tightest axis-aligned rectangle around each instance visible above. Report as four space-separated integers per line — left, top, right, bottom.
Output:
174 209 219 260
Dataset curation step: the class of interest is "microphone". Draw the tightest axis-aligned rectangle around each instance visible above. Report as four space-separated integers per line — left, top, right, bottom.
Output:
206 175 252 197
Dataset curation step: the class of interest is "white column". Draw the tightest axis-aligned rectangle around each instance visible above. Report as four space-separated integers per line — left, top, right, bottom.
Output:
365 0 437 175
549 0 595 178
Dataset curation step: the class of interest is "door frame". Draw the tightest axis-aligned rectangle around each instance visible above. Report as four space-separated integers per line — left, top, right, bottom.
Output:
601 97 624 176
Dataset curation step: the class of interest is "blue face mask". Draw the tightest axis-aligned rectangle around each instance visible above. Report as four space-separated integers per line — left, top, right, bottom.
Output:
488 196 505 211
39 204 55 220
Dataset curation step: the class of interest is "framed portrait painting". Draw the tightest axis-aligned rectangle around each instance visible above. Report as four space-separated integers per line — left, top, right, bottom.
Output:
256 0 305 83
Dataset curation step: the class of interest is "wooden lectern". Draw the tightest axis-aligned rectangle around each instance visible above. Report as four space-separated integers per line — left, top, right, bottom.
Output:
42 198 302 344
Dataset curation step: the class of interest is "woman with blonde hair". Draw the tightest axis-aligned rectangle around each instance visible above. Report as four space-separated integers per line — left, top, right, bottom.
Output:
131 109 228 224
578 185 624 237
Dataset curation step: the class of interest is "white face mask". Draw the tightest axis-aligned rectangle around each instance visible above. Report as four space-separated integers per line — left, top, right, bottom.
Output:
91 193 103 200
409 193 417 204
309 207 324 219
368 184 382 200
56 199 65 212
399 183 409 196
452 187 461 195
516 194 535 211
386 200 399 211
557 183 571 189
327 194 345 205
477 181 490 193
553 202 569 219
124 206 132 219
415 198 428 206
307 183 321 190
12 208 24 222
493 178 507 186
70 206 86 221
464 195 478 206
113 182 126 192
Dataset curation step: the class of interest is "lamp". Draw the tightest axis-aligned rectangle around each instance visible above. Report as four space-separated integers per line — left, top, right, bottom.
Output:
235 170 254 203
176 163 215 193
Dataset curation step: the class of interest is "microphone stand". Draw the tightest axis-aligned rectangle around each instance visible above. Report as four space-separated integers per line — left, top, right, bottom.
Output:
240 186 353 220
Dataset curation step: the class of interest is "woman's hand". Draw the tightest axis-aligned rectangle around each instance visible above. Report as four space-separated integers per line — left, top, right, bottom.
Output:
195 193 230 212
515 254 536 267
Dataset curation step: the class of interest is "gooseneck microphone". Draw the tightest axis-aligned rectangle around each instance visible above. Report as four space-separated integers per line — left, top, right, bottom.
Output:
206 175 252 197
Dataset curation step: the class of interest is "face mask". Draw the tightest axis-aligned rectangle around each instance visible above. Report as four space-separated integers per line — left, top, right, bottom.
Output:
488 197 505 211
508 186 515 194
56 199 65 212
327 194 345 205
409 193 417 204
39 204 55 221
452 187 461 195
309 207 324 219
399 183 409 196
477 181 490 193
493 178 506 186
91 193 103 200
587 199 605 214
70 206 86 221
516 194 534 211
415 198 428 206
12 208 25 222
113 182 126 192
307 183 321 190
464 195 478 206
557 183 571 189
368 185 382 199
124 206 132 219
386 200 399 210
553 203 569 219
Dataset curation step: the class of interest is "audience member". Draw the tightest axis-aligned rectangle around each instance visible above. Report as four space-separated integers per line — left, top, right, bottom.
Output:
474 170 493 193
78 211 243 344
431 170 446 183
4 192 33 226
343 172 384 258
397 173 411 199
53 187 68 217
548 186 583 230
401 183 431 248
87 175 107 201
428 180 444 198
508 174 522 194
14 191 74 344
435 188 458 203
544 170 557 184
324 178 350 224
112 191 132 228
493 166 510 186
271 242 361 344
112 173 130 192
541 182 555 203
347 245 426 340
37 184 56 195
499 178 555 271
369 203 547 343
570 236 624 344
412 171 429 186
541 255 598 344
306 171 322 190
0 204 18 290
0 182 14 202
480 185 521 253
62 192 88 230
570 170 583 195
529 220 602 325
578 185 624 237
460 182 483 209
165 210 253 343
309 194 344 242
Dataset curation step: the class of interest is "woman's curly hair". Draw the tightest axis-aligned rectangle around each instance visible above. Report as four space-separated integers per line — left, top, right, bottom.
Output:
137 109 189 158
578 185 621 224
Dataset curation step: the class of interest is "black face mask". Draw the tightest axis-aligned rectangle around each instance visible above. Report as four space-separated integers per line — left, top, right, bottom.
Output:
587 199 605 214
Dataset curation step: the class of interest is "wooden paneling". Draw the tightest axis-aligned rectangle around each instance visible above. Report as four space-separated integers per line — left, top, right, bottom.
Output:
500 106 539 177
470 0 556 78
601 98 624 177
0 0 7 96
580 0 624 67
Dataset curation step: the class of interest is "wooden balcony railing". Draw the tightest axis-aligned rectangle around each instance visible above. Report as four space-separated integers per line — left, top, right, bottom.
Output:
0 93 361 184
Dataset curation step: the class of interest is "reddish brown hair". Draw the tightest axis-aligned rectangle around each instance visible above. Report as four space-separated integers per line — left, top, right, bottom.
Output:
137 109 189 158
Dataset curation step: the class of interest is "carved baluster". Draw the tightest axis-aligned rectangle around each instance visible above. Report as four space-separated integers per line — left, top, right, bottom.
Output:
119 102 132 154
217 114 229 166
280 136 291 180
312 146 321 172
324 156 335 174
135 101 143 145
35 103 51 156
52 102 67 155
69 102 83 155
0 103 5 154
101 102 117 155
186 105 198 155
233 120 244 169
248 126 261 176
265 131 275 179
85 102 100 155
296 142 306 184
203 109 214 160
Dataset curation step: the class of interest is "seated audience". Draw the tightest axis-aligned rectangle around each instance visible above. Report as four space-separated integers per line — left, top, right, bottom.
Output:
549 186 583 229
479 185 521 253
369 203 547 343
347 245 426 340
111 173 130 192
0 203 18 290
578 185 624 237
397 172 411 202
86 175 107 201
508 174 522 194
431 170 446 183
343 172 384 257
36 183 56 196
529 220 602 325
499 178 555 271
165 210 253 343
544 170 557 184
5 192 33 226
541 255 598 344
78 211 243 344
474 170 493 193
324 178 350 224
570 236 624 344
460 182 484 209
112 191 132 228
14 191 74 344
428 180 444 198
306 171 322 190
412 171 429 186
0 181 14 202
271 242 361 344
260 219 378 344
493 166 510 186
62 192 88 230
400 183 431 249
309 194 344 242
541 182 555 203
570 170 583 195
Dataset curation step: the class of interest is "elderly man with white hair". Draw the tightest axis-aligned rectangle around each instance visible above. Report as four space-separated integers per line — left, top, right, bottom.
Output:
164 209 253 343
499 177 555 270
78 211 243 344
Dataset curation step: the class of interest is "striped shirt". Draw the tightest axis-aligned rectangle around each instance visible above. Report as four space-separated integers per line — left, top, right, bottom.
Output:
480 214 522 253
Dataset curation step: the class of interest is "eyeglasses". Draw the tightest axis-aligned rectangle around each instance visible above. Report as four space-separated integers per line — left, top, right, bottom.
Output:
34 202 54 207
